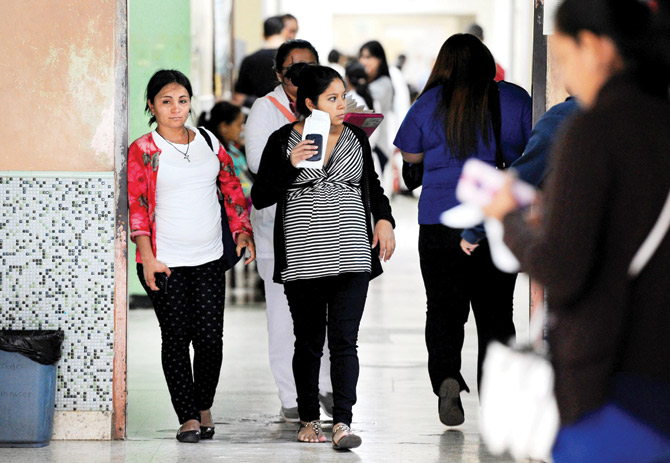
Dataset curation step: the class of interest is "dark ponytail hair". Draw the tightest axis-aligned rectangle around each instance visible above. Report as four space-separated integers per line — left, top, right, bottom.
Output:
345 62 374 110
556 0 670 96
198 101 242 146
144 69 193 126
289 65 345 117
420 33 497 161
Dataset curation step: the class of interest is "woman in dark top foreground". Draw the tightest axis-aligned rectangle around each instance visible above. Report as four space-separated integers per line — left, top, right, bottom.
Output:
483 1 670 461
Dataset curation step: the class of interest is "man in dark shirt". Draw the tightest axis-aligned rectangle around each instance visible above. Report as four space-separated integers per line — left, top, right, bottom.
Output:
234 16 285 108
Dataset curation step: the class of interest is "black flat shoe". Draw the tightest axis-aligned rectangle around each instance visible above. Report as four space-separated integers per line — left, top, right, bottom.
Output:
176 427 200 443
438 378 464 426
200 426 215 440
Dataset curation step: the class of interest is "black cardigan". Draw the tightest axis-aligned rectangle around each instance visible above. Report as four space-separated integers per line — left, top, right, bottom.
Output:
503 74 670 431
250 122 395 284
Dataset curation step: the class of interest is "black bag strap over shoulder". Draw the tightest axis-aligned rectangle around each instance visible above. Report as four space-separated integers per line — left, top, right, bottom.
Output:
197 126 243 271
199 127 223 200
198 126 215 151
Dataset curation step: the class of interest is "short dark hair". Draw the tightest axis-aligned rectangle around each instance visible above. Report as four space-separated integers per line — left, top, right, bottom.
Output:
197 101 242 146
281 13 296 23
328 49 341 64
274 39 319 73
290 65 345 117
359 40 390 80
144 69 193 126
264 16 284 38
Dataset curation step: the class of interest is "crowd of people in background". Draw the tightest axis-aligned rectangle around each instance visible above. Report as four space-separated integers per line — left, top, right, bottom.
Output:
129 1 670 460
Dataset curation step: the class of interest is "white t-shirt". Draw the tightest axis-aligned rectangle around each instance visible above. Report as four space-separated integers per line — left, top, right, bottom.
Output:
153 127 223 267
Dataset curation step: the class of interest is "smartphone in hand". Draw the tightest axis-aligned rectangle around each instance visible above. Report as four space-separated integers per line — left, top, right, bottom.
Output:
305 133 323 161
154 273 169 294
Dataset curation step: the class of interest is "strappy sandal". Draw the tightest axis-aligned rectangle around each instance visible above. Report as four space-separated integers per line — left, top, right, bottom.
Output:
332 423 362 450
297 420 326 443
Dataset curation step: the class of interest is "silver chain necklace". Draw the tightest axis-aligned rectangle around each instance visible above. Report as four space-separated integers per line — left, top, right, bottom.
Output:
156 127 191 162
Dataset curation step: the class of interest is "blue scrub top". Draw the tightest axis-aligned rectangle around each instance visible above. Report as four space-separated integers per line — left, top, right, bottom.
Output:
394 82 532 225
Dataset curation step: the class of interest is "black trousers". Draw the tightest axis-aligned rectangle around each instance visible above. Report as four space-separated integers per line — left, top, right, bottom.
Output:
138 257 226 425
284 272 370 426
419 225 517 394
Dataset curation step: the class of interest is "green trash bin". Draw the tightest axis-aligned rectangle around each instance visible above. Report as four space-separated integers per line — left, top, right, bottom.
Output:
0 330 64 448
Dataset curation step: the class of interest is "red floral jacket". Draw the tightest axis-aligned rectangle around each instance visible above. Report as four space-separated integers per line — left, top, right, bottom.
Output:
127 131 253 263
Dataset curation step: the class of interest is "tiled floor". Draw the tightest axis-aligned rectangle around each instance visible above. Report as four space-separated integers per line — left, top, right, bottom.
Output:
0 195 530 462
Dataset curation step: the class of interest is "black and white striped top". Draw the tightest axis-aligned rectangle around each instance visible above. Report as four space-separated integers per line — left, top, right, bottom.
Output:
281 126 371 282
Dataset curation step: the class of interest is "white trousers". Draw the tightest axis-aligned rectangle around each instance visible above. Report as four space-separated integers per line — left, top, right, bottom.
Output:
256 258 332 408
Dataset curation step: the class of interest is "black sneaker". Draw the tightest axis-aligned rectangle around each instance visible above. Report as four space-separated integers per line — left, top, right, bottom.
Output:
438 378 464 426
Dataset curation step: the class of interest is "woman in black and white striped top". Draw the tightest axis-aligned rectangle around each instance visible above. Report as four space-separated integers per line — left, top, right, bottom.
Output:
251 64 395 449
282 126 371 281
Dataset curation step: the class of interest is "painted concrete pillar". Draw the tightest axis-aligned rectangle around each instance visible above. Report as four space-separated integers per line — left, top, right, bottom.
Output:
529 0 569 318
0 0 128 440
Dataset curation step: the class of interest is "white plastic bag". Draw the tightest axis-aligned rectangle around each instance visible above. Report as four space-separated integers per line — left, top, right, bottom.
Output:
480 341 560 461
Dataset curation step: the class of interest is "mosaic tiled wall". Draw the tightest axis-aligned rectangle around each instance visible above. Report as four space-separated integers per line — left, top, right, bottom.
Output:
0 175 115 411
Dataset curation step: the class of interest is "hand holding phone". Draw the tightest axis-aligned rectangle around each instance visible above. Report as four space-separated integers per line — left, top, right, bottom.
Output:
305 133 323 161
154 273 169 294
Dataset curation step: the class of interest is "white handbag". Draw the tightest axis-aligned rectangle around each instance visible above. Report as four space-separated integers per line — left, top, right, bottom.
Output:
479 185 670 461
480 306 559 461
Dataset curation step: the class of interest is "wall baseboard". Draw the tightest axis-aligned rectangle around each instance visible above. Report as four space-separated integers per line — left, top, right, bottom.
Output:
52 411 113 440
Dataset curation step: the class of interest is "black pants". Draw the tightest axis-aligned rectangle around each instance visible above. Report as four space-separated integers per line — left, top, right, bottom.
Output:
284 273 370 426
419 225 517 394
138 257 226 425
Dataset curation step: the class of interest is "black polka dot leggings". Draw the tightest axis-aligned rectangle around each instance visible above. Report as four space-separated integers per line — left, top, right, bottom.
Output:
138 256 226 425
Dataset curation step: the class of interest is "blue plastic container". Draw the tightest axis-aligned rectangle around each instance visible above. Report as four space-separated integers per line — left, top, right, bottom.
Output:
0 350 57 447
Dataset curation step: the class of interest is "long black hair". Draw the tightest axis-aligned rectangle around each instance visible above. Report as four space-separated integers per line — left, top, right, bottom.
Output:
419 34 497 161
556 0 670 96
345 62 374 110
359 40 391 81
289 65 345 117
198 101 242 146
144 69 193 126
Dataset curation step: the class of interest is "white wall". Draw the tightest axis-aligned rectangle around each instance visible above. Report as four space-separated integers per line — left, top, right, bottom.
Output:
191 0 215 114
263 0 533 92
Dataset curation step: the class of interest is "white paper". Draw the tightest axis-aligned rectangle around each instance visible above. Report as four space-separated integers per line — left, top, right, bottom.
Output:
297 109 331 169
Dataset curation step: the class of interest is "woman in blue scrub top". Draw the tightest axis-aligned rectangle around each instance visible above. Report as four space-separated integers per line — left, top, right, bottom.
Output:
393 33 531 427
